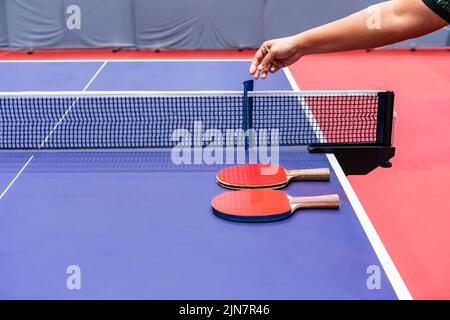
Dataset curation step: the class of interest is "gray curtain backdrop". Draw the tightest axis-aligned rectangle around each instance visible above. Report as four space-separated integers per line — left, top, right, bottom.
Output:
0 0 8 47
134 0 264 49
5 0 135 49
1 0 449 50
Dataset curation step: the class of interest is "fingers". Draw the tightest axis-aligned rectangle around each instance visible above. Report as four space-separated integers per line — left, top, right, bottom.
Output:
249 42 270 79
269 62 281 74
256 62 279 79
258 64 269 79
253 61 281 79
253 68 261 80
258 49 278 79
258 60 284 79
259 49 276 72
249 52 262 75
250 42 280 79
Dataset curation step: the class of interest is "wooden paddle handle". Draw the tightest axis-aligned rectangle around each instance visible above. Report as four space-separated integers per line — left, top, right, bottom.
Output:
286 168 330 181
290 194 340 211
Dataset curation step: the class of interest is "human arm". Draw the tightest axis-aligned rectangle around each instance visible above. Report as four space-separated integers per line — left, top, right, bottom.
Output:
250 0 448 79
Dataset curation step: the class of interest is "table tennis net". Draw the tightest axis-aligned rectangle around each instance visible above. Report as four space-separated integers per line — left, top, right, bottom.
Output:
0 91 392 149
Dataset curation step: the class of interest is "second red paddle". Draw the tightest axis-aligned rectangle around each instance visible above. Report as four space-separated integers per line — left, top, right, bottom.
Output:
212 189 340 223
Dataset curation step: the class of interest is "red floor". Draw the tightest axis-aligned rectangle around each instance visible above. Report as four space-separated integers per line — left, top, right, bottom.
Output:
290 49 450 299
0 48 256 60
1 48 449 299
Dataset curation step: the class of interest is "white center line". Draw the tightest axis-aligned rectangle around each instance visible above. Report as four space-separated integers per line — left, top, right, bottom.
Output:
0 61 108 201
0 156 34 200
39 61 108 148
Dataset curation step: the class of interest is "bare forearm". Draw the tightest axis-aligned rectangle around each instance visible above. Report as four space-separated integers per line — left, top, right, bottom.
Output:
294 0 447 55
250 0 448 79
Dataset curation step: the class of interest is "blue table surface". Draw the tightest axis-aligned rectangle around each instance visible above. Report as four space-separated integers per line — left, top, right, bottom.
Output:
0 60 398 299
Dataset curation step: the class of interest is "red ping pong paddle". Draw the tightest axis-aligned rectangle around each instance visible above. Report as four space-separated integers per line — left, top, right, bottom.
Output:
216 164 330 190
212 189 340 223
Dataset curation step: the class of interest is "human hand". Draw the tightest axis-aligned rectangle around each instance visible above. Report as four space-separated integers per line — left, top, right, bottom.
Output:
249 36 303 79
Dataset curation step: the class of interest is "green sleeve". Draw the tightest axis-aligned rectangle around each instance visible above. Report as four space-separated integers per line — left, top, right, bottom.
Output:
422 0 450 23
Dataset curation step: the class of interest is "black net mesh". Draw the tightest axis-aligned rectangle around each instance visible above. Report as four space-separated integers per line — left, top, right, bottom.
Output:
0 91 383 149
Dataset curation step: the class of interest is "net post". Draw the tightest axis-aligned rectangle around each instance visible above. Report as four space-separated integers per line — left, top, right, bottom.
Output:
376 91 395 168
242 80 254 150
376 91 395 147
383 91 394 147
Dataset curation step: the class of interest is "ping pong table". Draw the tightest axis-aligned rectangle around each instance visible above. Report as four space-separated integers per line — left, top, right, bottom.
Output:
0 59 410 299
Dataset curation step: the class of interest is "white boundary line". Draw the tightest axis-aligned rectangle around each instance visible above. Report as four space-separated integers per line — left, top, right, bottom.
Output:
282 69 326 142
283 67 413 300
0 62 108 200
